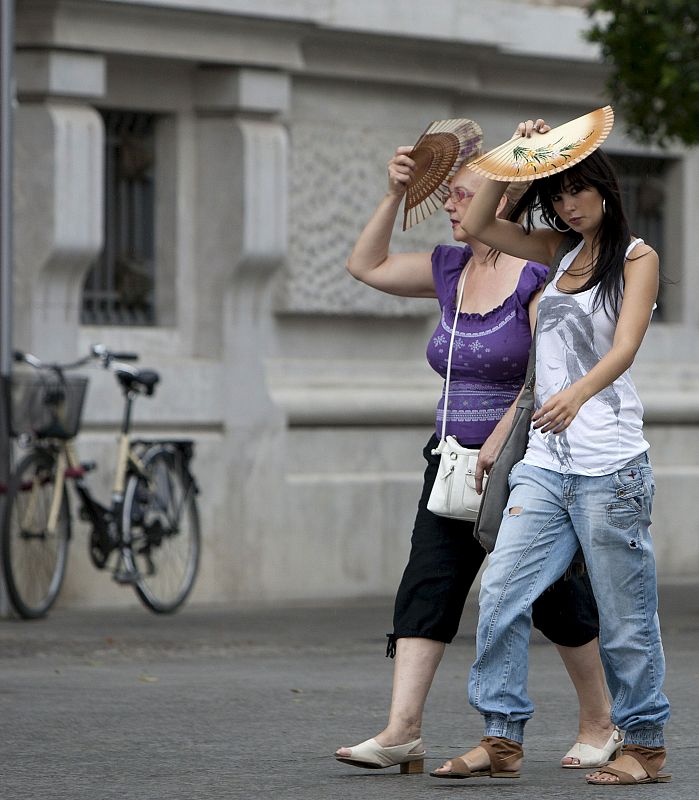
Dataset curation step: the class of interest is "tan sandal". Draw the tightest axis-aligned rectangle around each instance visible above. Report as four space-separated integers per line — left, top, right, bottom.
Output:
586 744 672 785
430 736 522 779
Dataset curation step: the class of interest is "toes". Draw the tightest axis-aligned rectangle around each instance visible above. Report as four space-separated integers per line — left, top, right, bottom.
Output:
586 771 618 783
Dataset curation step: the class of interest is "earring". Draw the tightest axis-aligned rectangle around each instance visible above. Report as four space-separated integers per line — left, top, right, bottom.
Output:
552 216 571 233
602 198 607 214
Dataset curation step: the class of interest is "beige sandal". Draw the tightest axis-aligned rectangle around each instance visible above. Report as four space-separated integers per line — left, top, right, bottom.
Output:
334 737 425 773
561 727 623 768
430 736 523 779
585 744 671 785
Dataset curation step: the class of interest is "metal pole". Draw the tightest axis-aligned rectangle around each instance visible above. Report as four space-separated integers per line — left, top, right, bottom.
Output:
0 0 15 615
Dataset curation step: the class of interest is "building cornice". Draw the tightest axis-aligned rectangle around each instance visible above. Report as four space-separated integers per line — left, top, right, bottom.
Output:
17 0 601 76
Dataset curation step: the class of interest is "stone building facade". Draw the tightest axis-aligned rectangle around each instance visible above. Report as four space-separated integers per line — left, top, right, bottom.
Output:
11 0 699 608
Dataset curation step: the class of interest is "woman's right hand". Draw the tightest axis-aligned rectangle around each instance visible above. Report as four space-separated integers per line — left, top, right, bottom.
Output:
513 118 551 138
387 146 416 197
475 424 509 494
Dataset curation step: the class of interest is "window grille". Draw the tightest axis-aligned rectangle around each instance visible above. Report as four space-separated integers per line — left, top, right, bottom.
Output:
81 110 156 325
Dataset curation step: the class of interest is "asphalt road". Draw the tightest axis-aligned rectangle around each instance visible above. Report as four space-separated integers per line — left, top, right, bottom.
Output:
0 581 696 799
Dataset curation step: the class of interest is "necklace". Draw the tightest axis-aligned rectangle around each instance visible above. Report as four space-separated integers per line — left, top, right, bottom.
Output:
566 248 596 278
566 264 594 278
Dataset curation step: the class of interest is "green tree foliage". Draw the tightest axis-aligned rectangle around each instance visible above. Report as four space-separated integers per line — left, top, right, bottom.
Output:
586 1 699 146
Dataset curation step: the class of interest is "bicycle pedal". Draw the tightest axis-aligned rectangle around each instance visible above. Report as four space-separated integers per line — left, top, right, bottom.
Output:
113 568 139 585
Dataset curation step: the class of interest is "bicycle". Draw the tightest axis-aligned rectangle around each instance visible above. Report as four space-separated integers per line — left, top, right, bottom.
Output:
0 345 201 618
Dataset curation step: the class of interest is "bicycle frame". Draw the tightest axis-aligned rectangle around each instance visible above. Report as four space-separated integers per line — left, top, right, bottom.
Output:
36 380 147 544
71 394 150 547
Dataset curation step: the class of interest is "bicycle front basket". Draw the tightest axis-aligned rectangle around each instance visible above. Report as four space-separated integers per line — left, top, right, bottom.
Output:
8 372 89 440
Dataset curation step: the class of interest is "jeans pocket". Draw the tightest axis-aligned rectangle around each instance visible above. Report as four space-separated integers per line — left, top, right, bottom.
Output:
606 466 645 529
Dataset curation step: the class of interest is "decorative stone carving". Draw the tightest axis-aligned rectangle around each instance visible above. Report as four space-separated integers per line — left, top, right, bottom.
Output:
279 121 448 316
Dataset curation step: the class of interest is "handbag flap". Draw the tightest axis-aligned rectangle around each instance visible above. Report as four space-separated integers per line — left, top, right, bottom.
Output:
444 435 480 457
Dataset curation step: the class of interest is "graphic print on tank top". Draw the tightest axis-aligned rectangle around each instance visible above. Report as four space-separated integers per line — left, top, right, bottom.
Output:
525 237 650 476
535 293 621 468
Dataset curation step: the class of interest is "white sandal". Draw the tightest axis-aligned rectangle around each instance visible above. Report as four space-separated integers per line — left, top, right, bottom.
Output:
335 737 425 773
561 728 623 769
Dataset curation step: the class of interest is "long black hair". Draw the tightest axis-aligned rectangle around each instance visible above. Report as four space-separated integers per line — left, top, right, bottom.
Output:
511 149 633 319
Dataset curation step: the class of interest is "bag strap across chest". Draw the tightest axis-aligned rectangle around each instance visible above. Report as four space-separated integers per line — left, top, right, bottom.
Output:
440 260 472 441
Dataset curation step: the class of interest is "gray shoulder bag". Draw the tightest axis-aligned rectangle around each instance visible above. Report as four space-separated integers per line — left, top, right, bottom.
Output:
474 235 579 552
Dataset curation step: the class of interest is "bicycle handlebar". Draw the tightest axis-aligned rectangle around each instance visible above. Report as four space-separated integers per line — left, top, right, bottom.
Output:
90 344 139 364
14 345 141 372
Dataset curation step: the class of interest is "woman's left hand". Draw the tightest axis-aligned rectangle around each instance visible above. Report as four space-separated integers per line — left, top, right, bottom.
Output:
532 386 585 434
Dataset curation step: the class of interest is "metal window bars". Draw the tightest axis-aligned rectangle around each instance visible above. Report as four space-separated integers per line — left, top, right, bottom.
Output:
82 110 157 326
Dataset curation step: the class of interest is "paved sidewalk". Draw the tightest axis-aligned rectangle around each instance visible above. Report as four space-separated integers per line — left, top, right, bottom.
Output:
0 582 696 799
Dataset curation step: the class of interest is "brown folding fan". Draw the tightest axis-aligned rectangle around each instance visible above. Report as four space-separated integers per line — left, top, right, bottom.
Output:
402 118 483 231
467 106 615 183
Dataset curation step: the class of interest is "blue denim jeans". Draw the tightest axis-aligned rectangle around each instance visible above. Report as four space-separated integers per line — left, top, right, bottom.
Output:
469 453 670 747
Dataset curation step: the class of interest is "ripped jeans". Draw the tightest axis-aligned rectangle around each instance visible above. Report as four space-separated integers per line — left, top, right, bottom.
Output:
469 453 670 746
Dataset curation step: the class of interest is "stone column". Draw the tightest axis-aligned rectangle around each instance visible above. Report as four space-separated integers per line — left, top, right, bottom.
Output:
13 50 105 359
193 67 291 601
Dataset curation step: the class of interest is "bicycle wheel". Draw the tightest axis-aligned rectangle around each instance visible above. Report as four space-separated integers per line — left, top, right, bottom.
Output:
1 450 71 618
122 446 200 613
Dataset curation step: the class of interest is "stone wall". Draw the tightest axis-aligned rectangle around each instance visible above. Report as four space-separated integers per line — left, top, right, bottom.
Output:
8 0 699 611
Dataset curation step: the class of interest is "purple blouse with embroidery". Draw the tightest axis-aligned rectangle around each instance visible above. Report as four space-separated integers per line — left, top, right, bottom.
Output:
427 244 547 446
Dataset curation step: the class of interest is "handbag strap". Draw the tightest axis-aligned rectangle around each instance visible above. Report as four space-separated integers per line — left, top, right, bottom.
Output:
440 260 472 441
523 233 581 392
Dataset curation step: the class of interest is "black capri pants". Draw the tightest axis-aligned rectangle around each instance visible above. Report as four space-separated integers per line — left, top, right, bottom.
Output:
388 434 600 656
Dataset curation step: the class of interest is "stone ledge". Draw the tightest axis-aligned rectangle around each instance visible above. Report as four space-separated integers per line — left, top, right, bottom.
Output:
642 393 699 424
271 385 436 426
270 367 699 427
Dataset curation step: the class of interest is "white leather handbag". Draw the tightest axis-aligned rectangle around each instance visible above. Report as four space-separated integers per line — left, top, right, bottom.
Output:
427 262 486 521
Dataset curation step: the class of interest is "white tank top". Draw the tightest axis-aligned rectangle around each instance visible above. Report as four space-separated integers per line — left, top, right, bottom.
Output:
523 238 650 476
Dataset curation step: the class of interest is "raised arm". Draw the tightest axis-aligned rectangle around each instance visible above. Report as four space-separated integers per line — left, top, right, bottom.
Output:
460 118 563 266
346 146 435 298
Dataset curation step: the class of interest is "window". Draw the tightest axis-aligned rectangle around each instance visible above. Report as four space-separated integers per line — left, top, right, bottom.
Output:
82 110 156 325
609 154 671 319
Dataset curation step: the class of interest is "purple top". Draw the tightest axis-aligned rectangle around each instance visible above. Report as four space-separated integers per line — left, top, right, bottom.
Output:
427 244 547 446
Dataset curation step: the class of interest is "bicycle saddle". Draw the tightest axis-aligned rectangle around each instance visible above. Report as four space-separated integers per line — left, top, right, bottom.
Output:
116 367 160 396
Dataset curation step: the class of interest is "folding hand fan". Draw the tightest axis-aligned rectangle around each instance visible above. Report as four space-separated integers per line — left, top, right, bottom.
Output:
467 106 614 182
402 118 483 231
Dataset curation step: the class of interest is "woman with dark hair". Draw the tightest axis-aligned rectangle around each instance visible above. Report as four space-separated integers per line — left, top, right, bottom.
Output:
432 119 670 786
334 142 619 776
